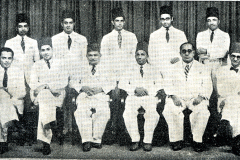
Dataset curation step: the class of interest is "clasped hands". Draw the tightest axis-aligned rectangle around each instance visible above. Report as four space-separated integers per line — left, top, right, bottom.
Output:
81 86 103 96
171 95 204 108
34 84 62 97
134 87 148 97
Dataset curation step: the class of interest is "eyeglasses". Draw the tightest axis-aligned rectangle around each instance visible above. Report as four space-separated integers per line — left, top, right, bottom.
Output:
230 54 240 59
181 49 193 54
160 17 171 21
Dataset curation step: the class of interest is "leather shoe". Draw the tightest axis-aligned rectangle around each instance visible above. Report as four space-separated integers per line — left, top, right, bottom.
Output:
0 143 8 154
92 143 102 149
130 142 140 151
171 141 184 151
143 143 152 152
82 142 91 152
232 135 240 156
42 142 51 155
192 142 205 152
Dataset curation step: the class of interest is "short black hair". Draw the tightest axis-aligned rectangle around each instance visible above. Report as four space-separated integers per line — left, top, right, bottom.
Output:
87 43 100 53
61 10 75 22
0 47 14 58
180 42 195 51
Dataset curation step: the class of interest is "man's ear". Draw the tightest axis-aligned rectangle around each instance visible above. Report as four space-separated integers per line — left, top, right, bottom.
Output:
111 21 114 26
61 22 63 28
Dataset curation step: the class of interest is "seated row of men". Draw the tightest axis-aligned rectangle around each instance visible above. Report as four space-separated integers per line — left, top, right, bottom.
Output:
1 38 240 156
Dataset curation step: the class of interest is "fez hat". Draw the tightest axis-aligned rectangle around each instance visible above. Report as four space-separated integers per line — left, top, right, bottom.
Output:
136 41 149 55
206 7 219 19
16 13 29 25
111 8 125 21
230 42 240 55
61 10 75 21
160 5 173 17
87 43 100 53
39 37 52 50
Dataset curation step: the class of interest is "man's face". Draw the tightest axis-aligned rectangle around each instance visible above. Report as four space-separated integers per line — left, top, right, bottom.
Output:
207 17 220 31
160 14 173 28
87 51 101 66
0 51 13 69
61 18 75 34
17 22 29 36
111 17 125 31
40 45 53 61
180 44 195 64
230 53 240 68
135 50 148 65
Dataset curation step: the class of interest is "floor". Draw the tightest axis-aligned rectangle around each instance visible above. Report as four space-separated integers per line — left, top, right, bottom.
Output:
0 141 239 159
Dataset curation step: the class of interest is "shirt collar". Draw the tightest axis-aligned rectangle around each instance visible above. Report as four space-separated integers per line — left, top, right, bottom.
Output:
113 29 125 34
16 34 27 40
182 60 193 68
63 31 74 37
208 28 219 34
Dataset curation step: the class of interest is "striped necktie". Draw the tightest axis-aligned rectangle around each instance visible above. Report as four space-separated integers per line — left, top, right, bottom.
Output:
140 65 144 77
91 65 96 75
118 31 122 49
184 64 190 80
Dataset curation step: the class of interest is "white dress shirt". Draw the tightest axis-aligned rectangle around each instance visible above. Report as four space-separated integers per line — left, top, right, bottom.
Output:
196 28 230 60
100 29 138 81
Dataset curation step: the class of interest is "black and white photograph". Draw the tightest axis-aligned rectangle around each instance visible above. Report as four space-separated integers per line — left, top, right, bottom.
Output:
0 0 240 159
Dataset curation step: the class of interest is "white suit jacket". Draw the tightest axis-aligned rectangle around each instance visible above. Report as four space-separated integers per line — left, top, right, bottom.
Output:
5 35 39 84
100 29 138 81
148 26 187 70
164 60 212 100
196 28 230 60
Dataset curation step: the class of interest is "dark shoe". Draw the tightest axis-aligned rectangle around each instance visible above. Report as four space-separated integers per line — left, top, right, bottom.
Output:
215 120 232 146
0 143 8 154
130 142 140 151
42 142 51 155
192 141 205 152
143 143 152 151
171 141 184 151
232 135 240 156
92 143 102 149
82 142 91 152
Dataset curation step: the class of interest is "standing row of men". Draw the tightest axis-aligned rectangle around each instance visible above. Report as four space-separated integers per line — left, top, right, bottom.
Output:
1 5 239 157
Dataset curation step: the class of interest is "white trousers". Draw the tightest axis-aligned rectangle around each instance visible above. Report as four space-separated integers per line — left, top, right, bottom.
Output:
75 93 110 143
0 90 19 142
163 98 210 143
221 95 240 137
123 96 159 144
36 89 65 144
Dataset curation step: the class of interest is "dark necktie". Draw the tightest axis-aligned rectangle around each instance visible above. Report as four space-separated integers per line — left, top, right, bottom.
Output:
21 37 25 52
3 68 8 87
184 64 190 80
210 31 214 43
68 35 72 50
91 65 96 75
140 65 144 77
118 31 122 49
230 66 238 73
166 28 170 43
46 60 51 69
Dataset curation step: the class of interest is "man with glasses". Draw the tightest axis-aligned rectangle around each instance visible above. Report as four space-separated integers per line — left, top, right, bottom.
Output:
163 42 212 152
148 5 187 74
215 42 240 156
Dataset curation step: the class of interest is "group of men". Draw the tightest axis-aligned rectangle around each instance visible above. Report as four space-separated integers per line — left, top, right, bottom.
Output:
0 4 240 157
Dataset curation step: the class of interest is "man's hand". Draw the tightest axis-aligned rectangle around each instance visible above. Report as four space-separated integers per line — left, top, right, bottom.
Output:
134 87 148 97
34 84 49 97
170 57 180 64
171 95 182 106
92 87 103 95
193 96 204 106
50 89 62 97
197 48 207 55
219 99 226 111
81 86 94 96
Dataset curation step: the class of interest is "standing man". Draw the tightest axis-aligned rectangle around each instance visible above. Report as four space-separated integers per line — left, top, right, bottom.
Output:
70 44 113 152
29 38 68 155
119 42 163 152
196 7 230 144
148 5 187 73
0 47 26 154
5 13 39 86
215 42 240 155
163 42 212 152
100 7 138 85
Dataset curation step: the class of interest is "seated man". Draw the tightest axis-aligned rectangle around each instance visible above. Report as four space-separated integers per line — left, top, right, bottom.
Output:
29 38 68 155
70 44 113 152
0 47 26 154
216 42 240 155
163 42 212 152
119 42 163 152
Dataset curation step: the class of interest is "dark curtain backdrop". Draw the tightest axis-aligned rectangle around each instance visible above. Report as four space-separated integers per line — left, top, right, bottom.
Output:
0 1 240 48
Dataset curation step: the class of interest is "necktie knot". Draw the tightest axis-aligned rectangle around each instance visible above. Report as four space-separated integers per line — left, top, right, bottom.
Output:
68 35 72 50
166 28 170 43
140 65 144 77
21 36 25 52
210 31 214 43
230 66 238 73
91 65 96 75
118 31 122 49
